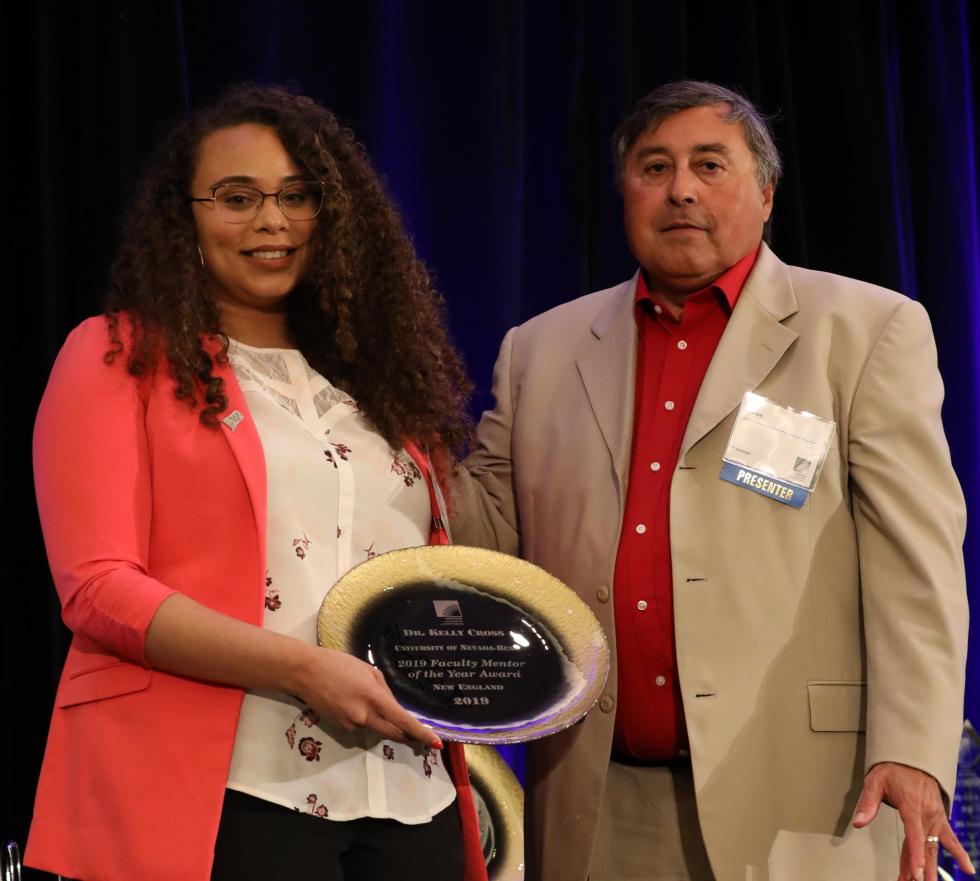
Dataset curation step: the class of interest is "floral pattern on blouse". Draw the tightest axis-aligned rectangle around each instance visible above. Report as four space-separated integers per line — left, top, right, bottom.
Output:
298 737 322 762
422 747 439 779
302 793 329 818
292 533 311 559
264 571 281 612
391 453 423 487
285 708 320 750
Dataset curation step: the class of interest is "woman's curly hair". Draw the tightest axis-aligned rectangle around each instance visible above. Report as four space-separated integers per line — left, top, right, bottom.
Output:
105 83 472 456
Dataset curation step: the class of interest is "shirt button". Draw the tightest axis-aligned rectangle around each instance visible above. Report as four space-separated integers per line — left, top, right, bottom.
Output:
637 600 648 611
650 461 661 472
596 584 610 603
655 675 667 687
635 524 647 535
677 340 688 350
654 304 663 314
599 695 615 713
664 400 675 411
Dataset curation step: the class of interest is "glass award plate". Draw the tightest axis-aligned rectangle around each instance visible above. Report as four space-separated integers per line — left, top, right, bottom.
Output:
464 744 524 880
317 545 610 744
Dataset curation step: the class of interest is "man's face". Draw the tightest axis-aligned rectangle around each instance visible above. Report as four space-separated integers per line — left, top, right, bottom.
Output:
621 103 774 297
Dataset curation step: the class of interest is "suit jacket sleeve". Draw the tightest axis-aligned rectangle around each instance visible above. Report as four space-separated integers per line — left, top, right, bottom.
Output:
848 299 968 800
33 317 176 664
451 327 522 555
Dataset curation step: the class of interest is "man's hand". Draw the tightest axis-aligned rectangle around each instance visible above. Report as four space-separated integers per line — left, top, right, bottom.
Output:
852 762 975 881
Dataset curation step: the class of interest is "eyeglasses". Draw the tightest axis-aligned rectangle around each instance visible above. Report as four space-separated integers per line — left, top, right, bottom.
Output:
190 181 325 223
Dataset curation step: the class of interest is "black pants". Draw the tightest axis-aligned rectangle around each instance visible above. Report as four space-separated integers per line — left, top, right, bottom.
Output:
210 789 465 881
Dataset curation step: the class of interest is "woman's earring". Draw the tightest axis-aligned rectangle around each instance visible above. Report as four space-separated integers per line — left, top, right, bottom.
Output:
197 245 205 267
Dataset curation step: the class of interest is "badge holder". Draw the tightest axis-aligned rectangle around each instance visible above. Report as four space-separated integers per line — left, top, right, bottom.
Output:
720 392 835 509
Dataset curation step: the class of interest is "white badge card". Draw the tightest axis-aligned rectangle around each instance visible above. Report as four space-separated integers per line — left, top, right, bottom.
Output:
720 392 836 509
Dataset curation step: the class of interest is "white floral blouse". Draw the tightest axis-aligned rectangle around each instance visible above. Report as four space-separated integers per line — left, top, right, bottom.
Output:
224 339 456 824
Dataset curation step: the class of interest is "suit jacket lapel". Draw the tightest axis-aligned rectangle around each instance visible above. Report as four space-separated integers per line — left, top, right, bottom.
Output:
680 244 799 459
575 277 638 491
213 356 268 555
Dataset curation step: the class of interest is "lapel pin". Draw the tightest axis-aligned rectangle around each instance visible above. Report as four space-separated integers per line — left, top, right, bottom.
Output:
222 410 245 432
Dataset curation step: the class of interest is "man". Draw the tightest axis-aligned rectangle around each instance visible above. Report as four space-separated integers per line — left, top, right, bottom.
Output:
453 81 973 881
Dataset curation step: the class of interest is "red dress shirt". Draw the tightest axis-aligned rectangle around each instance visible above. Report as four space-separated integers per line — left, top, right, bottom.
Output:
613 247 759 760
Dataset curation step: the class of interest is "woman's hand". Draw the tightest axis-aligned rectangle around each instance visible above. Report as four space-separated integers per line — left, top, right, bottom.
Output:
294 647 441 747
145 593 441 749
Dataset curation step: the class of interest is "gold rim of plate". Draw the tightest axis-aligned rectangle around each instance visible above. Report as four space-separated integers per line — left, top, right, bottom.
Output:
464 744 525 880
317 545 610 744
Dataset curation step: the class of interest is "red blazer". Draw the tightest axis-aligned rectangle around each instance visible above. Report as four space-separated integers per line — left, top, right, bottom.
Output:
26 316 486 881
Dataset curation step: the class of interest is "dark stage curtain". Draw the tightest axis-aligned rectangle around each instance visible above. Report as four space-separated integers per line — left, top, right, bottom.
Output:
3 1 978 873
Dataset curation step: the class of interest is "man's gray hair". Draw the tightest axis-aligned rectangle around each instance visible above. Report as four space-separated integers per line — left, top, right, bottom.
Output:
612 81 783 190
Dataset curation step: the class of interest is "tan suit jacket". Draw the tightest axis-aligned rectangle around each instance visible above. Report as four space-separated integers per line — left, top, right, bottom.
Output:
453 244 969 881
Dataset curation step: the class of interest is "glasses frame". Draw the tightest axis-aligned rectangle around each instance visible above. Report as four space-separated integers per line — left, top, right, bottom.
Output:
189 180 326 224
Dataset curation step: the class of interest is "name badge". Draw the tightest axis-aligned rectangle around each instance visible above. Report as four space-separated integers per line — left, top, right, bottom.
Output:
720 392 835 509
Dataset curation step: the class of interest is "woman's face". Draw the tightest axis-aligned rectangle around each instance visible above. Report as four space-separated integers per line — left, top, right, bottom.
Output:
190 123 317 316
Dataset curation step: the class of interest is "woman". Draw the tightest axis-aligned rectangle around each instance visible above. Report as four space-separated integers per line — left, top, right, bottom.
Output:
26 84 486 881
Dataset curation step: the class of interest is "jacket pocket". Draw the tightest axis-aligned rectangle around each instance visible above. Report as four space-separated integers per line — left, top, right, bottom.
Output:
56 660 153 708
807 681 867 732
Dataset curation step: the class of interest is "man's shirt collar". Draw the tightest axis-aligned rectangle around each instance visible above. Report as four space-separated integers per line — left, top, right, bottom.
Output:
634 244 761 319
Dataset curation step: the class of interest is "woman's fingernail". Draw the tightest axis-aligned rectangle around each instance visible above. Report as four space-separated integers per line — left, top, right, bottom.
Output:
433 738 444 750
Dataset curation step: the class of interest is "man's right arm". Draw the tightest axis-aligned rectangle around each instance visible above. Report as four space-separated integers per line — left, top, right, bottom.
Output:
451 328 522 555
